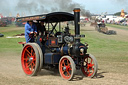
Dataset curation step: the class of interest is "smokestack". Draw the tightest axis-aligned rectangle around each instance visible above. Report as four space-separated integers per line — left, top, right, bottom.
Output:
73 8 80 43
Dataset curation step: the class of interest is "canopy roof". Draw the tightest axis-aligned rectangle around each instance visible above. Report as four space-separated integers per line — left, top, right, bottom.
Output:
16 12 74 23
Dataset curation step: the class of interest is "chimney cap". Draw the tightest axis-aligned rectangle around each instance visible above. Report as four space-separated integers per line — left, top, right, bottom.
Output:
73 8 81 12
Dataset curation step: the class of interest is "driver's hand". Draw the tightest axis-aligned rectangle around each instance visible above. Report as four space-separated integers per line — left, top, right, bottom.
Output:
29 32 33 37
30 32 34 34
34 32 37 37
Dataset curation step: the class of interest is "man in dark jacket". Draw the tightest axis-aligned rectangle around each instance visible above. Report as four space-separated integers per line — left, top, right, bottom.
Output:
37 21 46 35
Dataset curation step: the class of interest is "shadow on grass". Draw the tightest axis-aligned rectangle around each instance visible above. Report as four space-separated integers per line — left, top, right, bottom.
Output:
39 69 60 76
72 75 83 81
38 69 84 81
96 72 107 78
95 68 108 78
38 68 107 81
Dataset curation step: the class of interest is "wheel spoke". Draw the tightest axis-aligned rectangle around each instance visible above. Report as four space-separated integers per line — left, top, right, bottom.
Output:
33 59 36 61
24 58 28 61
62 70 66 74
87 63 89 67
67 60 71 66
90 58 93 63
27 61 31 65
26 49 31 56
32 62 35 67
27 54 31 58
69 68 72 71
27 62 32 68
62 66 64 68
64 62 66 66
84 61 87 63
33 53 35 57
67 60 69 65
31 64 34 71
92 67 94 72
31 48 33 56
87 68 90 74
67 71 71 76
31 62 35 72
25 62 30 71
27 64 31 69
87 57 88 64
62 60 66 66
88 64 94 67
91 64 94 67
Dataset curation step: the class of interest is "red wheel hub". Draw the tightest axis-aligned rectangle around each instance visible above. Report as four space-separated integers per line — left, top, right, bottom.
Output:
21 45 36 75
59 58 72 79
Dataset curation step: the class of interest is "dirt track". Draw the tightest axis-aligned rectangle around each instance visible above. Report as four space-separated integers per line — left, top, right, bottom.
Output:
0 24 128 85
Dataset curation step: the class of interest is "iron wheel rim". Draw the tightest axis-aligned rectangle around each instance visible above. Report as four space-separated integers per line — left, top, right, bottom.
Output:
21 45 36 75
59 58 72 79
81 56 95 77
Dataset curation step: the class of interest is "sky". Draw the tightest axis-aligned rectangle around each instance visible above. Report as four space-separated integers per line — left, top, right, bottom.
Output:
0 0 128 16
73 0 128 14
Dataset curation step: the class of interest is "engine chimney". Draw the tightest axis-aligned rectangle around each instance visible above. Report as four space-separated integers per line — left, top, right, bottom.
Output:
73 8 80 43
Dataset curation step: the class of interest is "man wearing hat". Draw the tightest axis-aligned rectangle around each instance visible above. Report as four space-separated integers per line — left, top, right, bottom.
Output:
25 21 37 43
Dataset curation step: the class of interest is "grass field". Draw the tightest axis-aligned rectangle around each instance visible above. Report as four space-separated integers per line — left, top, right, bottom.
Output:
0 25 25 54
80 25 128 74
106 24 128 30
1 24 128 71
0 24 128 84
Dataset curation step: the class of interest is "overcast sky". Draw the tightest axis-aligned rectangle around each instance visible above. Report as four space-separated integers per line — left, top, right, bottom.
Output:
0 0 128 16
73 0 128 14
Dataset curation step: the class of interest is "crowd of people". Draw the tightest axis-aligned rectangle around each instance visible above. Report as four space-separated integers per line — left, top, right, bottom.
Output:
105 19 128 26
95 16 128 26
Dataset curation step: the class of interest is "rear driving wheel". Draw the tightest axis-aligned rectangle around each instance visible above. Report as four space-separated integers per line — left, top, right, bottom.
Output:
32 43 43 70
59 56 76 81
21 43 40 76
81 54 98 78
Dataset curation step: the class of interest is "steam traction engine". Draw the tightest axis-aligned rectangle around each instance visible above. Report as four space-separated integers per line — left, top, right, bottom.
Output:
18 8 98 80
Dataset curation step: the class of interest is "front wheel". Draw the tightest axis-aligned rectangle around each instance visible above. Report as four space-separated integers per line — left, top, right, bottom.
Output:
81 54 98 78
59 56 76 81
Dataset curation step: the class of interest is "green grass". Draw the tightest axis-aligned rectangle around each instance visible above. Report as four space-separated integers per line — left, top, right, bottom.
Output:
0 24 17 31
106 24 128 30
0 25 25 54
82 32 128 62
80 29 128 74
